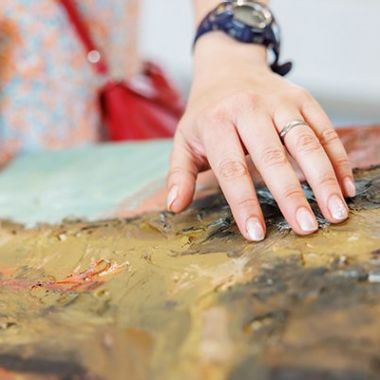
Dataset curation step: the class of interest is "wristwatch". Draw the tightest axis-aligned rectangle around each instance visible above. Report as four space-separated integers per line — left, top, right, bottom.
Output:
194 0 292 76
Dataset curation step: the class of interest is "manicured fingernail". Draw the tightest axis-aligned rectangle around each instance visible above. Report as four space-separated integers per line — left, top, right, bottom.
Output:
328 195 348 221
246 217 265 242
296 207 318 232
344 177 356 198
167 186 178 210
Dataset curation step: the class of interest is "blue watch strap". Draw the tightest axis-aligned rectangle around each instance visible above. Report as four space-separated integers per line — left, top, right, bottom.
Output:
193 2 292 76
194 6 234 43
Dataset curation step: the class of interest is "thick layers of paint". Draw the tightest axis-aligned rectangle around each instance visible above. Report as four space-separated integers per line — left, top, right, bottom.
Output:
0 166 379 380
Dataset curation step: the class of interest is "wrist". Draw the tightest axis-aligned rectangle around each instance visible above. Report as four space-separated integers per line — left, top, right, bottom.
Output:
193 32 269 77
192 0 291 77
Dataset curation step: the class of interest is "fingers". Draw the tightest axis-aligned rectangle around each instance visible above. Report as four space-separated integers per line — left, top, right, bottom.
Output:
300 95 355 198
202 118 266 241
167 87 352 242
273 106 349 224
237 110 319 236
167 131 199 213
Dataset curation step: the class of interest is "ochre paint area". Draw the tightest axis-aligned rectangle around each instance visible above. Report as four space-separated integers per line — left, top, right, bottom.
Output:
0 167 379 380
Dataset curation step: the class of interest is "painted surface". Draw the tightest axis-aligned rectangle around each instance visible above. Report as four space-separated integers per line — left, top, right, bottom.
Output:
0 166 379 380
0 140 172 226
0 126 378 379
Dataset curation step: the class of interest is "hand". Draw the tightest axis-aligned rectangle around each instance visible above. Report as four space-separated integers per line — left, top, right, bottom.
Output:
167 34 355 241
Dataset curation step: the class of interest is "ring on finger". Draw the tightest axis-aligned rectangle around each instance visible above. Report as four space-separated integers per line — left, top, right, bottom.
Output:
280 119 309 142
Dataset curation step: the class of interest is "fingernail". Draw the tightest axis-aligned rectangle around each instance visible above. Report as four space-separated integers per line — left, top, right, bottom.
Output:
296 207 318 232
246 217 265 242
328 194 348 221
344 177 356 198
167 186 178 211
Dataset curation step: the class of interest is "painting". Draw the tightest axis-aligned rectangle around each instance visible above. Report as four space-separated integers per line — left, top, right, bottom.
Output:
0 126 379 380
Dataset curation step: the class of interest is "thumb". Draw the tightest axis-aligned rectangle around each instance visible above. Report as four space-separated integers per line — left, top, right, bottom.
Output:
167 132 200 213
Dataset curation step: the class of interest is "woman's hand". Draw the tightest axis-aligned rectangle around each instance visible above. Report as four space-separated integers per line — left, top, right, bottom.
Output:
167 33 355 241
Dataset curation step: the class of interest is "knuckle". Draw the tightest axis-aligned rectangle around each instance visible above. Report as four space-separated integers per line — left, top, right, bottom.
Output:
167 167 182 183
211 107 229 121
229 92 262 113
197 109 229 139
335 156 351 169
169 166 183 177
236 197 260 210
318 172 338 188
282 185 305 201
319 128 340 146
217 159 248 180
260 147 287 168
168 166 196 183
234 92 260 106
295 132 321 154
198 107 228 128
302 90 313 102
293 87 312 101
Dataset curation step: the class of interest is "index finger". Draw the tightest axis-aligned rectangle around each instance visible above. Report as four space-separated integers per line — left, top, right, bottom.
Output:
202 117 266 242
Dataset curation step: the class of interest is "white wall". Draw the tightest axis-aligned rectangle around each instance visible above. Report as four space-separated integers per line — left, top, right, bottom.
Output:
139 0 380 125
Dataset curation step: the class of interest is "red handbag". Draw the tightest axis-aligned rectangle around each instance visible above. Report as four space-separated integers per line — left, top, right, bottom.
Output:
60 0 184 141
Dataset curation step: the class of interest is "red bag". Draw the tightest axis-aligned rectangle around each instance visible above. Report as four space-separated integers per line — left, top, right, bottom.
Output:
60 0 184 141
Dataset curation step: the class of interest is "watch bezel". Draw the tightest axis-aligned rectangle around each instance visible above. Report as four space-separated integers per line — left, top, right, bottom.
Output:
231 0 273 30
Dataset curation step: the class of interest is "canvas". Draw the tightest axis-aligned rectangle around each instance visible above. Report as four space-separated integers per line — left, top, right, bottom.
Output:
0 126 378 380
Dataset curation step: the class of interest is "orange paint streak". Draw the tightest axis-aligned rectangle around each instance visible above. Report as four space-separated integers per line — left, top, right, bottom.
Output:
0 368 16 380
0 260 126 293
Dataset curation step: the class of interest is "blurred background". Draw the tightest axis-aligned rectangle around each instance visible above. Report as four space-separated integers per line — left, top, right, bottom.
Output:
139 0 380 126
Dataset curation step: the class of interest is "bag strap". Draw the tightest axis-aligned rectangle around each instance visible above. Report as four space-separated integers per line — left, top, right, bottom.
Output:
59 0 108 75
60 0 184 114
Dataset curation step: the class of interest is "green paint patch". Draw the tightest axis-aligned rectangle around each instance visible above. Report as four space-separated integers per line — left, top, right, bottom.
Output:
0 141 172 226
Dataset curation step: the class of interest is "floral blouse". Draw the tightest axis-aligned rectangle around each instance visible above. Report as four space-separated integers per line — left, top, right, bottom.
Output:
0 0 139 163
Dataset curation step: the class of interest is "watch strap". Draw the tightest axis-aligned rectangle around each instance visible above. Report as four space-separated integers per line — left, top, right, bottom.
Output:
194 2 293 76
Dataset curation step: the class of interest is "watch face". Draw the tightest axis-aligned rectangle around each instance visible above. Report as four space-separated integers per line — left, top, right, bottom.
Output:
233 2 273 29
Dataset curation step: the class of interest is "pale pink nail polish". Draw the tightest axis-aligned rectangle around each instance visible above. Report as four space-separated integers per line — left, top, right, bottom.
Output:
328 195 348 221
344 177 356 198
167 186 178 210
296 207 318 233
246 217 265 242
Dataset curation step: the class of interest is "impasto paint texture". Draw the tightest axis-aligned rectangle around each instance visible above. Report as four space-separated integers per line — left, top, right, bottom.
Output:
0 126 378 380
0 166 379 380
